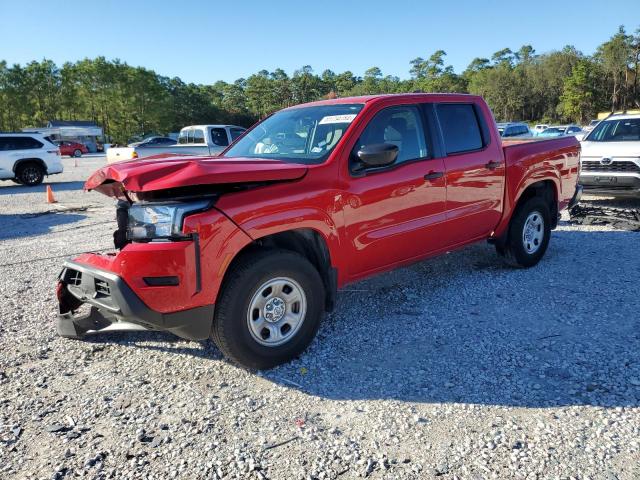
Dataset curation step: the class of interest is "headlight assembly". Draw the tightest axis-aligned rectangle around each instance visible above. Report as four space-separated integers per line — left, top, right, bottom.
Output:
127 200 211 241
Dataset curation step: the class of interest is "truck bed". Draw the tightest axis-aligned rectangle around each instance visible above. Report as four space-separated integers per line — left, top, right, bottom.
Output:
501 135 581 221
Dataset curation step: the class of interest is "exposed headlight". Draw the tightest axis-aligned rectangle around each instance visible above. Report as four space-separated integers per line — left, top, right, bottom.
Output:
127 200 211 241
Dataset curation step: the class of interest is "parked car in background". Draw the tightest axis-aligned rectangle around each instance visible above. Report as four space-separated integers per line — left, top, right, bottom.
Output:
579 113 640 197
128 136 176 147
0 133 63 186
57 93 581 369
106 125 246 163
538 125 583 137
583 119 600 132
533 124 549 135
55 140 89 157
497 122 532 138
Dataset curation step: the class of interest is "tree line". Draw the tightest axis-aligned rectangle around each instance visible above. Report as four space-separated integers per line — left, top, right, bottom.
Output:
1 25 638 143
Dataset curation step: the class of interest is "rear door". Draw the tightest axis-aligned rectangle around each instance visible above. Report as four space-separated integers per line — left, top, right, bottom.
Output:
342 104 448 278
435 103 504 243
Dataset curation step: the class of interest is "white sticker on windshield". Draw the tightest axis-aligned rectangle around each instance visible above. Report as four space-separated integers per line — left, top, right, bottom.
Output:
319 114 357 125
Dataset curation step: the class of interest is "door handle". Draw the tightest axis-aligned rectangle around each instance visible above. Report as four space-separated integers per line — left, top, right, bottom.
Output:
424 171 444 181
485 160 502 170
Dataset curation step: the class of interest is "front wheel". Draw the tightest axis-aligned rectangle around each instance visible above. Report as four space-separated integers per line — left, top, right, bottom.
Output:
211 249 325 369
73 149 82 157
496 197 551 268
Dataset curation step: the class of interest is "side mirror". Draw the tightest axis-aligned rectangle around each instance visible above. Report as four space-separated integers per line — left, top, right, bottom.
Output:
574 133 585 142
356 143 399 168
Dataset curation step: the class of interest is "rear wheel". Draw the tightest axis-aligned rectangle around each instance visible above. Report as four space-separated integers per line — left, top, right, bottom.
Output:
15 162 45 186
211 249 325 370
73 149 82 158
496 197 551 268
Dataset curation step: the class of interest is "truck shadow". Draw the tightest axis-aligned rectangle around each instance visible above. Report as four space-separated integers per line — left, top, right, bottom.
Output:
277 228 640 408
0 212 87 240
87 227 640 408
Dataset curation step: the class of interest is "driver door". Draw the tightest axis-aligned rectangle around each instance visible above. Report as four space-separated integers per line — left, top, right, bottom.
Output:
342 105 448 278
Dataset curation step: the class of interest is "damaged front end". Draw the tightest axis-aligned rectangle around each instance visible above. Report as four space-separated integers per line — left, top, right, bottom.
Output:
55 155 302 340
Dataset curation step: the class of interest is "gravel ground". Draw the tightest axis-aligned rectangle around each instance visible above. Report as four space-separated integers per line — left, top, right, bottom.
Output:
1 156 639 479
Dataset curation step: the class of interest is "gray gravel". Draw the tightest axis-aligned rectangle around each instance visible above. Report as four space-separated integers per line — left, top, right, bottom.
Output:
1 156 639 479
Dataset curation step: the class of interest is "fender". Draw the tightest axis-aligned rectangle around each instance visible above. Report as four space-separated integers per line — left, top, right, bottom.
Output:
493 161 561 239
231 205 342 274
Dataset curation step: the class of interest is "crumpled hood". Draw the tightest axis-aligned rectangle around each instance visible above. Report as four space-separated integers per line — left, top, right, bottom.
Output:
85 155 308 197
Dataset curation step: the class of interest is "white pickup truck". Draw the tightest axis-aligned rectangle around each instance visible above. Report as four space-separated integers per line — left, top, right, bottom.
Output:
106 125 246 164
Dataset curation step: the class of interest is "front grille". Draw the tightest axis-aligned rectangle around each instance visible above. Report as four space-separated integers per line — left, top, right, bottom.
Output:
581 160 640 173
94 279 111 297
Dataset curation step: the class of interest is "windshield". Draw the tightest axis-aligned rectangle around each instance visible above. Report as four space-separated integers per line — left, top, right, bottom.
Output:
540 127 563 135
586 118 640 142
223 104 364 164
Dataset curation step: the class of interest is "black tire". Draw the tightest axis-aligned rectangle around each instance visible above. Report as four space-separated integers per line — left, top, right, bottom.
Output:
15 162 45 186
211 248 325 370
11 178 23 185
496 196 551 268
73 149 82 158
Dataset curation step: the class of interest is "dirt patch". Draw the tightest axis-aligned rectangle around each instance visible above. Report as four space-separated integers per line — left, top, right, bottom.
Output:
569 204 640 231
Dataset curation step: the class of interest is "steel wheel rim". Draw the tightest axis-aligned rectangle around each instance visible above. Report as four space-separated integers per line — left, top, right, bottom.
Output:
522 210 544 254
246 276 307 347
22 167 41 184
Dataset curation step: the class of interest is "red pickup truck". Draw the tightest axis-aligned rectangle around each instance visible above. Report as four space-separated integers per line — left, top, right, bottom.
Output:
57 94 581 369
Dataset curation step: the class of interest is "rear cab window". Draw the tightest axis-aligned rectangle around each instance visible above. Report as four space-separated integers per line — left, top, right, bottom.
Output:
436 104 485 154
177 128 206 145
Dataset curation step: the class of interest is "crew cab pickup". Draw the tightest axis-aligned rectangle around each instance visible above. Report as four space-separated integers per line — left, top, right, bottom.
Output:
106 125 246 163
57 94 581 369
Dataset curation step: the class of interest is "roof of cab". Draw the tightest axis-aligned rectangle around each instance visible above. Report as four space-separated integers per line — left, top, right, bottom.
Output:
285 93 481 109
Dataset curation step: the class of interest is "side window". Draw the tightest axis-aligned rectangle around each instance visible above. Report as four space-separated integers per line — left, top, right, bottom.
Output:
9 137 43 150
211 128 229 147
354 105 428 167
0 138 9 151
230 128 245 141
193 129 205 144
437 104 484 154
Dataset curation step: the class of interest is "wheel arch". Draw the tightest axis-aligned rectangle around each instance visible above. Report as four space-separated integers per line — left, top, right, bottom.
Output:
13 157 47 174
220 227 338 313
493 178 559 246
516 179 558 227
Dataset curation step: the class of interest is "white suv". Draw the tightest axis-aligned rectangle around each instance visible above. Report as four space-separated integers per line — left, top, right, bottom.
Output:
579 114 640 197
0 133 63 186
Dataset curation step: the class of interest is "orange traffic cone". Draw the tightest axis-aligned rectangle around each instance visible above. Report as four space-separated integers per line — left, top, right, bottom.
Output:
46 185 57 204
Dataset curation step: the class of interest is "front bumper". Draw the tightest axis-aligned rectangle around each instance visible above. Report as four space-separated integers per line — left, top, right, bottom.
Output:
579 172 640 197
57 260 214 340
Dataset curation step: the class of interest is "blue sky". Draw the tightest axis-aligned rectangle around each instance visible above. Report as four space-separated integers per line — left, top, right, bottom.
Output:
1 0 637 83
